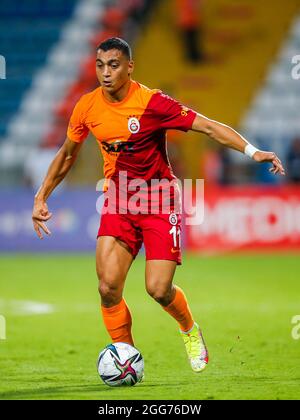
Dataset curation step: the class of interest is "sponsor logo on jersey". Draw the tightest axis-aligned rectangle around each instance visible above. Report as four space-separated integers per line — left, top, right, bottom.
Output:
91 122 103 128
169 213 178 225
102 140 134 154
128 117 140 134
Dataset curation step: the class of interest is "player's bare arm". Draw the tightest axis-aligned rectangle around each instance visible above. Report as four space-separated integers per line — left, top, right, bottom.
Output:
192 113 285 176
32 137 82 239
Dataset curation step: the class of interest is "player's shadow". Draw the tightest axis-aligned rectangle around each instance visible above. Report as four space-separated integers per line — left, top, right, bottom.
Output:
0 381 192 400
0 384 102 400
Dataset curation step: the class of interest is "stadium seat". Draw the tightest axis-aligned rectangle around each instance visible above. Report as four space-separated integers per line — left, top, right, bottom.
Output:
242 11 300 165
0 0 77 144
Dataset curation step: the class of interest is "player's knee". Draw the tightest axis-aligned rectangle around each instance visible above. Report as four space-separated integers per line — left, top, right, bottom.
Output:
98 281 120 304
146 284 172 306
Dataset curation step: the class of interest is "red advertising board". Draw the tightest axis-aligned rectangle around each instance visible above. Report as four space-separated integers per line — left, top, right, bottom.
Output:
185 185 300 252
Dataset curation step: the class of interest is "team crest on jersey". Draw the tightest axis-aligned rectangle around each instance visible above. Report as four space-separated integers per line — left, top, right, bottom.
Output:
169 213 178 225
181 106 189 117
128 116 140 134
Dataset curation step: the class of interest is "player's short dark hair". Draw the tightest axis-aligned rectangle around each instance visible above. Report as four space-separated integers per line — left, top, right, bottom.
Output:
96 37 132 60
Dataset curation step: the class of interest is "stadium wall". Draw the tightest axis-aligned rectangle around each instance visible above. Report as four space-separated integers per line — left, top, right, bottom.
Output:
1 186 300 253
185 185 300 253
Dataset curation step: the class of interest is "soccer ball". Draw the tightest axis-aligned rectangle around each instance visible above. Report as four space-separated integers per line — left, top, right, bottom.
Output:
97 342 144 387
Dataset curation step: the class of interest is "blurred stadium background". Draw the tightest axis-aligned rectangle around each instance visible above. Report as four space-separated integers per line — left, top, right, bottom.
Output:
0 0 300 400
1 0 300 252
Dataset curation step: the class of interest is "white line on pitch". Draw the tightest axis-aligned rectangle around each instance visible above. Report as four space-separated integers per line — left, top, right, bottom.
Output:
0 299 56 316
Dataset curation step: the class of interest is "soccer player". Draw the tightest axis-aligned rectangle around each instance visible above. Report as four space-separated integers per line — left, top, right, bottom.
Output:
32 38 285 373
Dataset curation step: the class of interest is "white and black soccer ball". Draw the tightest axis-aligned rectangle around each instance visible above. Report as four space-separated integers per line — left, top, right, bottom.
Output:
97 342 144 387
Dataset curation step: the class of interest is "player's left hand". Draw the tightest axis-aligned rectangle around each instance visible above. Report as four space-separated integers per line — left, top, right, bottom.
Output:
252 151 286 176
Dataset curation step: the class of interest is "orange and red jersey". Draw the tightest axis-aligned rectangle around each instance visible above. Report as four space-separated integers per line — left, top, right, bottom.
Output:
67 80 196 190
67 80 197 212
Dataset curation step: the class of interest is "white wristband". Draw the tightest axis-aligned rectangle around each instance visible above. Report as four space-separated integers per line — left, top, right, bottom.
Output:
244 144 259 159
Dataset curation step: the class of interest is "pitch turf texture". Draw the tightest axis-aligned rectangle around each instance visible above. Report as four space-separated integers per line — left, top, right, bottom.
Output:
0 253 299 400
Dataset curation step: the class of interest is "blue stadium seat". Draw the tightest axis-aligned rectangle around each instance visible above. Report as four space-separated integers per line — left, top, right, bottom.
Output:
0 0 78 141
0 0 77 17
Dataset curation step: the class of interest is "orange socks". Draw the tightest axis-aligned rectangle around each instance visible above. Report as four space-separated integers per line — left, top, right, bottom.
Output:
101 299 134 345
101 287 193 344
162 286 194 332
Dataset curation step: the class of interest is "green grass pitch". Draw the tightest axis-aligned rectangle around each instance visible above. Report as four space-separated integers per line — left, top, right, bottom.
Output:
0 253 299 400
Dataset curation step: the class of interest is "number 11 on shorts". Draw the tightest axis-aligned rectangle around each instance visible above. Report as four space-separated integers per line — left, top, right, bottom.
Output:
169 225 181 248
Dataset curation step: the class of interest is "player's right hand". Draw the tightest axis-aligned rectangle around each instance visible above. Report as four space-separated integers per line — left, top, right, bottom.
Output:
32 200 52 239
253 150 285 176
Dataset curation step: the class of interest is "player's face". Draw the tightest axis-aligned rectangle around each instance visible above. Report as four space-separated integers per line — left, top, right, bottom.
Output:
96 49 134 94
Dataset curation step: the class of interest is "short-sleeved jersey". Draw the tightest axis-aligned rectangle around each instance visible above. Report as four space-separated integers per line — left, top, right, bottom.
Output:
67 80 196 186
